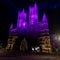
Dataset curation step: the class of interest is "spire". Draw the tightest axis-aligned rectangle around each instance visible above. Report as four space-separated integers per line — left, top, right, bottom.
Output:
10 24 13 30
42 13 48 22
34 2 37 8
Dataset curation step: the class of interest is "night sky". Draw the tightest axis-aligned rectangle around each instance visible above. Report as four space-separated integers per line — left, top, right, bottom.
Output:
0 0 60 46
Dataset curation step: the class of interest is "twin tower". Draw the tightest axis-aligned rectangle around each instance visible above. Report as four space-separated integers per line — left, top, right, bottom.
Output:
10 3 48 34
17 3 38 27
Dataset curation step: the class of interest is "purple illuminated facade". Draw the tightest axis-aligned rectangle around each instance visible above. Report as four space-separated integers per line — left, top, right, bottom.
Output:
9 3 52 53
10 24 13 31
17 9 27 28
29 3 38 25
9 3 49 35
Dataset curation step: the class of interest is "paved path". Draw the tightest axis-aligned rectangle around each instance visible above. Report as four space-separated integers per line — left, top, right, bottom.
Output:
0 55 60 60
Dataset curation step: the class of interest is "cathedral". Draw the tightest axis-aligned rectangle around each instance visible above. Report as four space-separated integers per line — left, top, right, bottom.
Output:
7 3 52 54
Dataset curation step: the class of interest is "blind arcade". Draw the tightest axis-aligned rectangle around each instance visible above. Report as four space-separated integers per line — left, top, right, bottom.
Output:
6 35 52 53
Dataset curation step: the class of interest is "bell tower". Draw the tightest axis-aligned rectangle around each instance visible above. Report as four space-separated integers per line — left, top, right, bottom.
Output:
17 9 27 28
29 3 38 25
38 13 52 53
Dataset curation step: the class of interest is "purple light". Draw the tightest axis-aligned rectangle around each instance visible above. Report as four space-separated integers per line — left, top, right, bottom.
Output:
17 19 23 28
42 13 48 22
39 13 49 30
34 3 37 8
23 22 26 27
17 9 27 28
10 24 13 30
9 3 49 35
18 9 27 21
29 3 38 25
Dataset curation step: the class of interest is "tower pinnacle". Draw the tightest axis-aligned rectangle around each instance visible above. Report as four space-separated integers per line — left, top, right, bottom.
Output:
42 13 48 22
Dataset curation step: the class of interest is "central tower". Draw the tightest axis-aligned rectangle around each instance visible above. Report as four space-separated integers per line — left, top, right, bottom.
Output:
29 3 38 25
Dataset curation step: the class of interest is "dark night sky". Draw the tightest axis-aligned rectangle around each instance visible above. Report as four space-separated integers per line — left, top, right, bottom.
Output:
0 0 60 45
